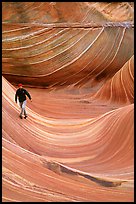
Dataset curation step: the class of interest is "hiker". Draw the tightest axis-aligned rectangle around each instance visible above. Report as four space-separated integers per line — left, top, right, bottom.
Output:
15 83 32 119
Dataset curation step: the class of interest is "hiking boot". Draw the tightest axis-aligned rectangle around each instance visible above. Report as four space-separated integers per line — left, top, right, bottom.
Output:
19 115 23 119
24 115 28 119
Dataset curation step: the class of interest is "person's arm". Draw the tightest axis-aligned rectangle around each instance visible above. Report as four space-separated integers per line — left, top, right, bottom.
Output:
15 90 18 103
25 89 32 100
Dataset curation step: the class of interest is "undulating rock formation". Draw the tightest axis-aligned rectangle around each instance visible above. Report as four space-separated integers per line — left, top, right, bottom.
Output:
2 2 134 202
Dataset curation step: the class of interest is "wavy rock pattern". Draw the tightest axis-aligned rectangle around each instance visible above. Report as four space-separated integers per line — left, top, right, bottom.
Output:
2 2 134 88
92 55 134 104
2 2 134 202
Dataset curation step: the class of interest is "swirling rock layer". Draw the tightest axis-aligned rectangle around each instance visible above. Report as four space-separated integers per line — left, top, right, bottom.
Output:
2 2 134 88
2 2 134 202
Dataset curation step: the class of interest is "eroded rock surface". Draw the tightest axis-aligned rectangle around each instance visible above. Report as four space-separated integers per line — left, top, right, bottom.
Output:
2 2 134 202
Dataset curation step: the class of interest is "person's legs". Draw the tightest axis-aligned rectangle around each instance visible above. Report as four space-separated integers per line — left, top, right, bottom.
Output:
19 102 23 118
22 100 27 117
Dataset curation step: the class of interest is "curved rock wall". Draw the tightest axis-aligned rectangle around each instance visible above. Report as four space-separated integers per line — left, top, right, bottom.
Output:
2 2 134 202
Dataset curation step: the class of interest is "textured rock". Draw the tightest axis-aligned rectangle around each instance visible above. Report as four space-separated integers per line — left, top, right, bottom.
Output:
2 2 134 202
2 2 134 88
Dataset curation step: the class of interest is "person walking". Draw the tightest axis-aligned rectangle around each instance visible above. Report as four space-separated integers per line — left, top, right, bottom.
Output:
15 83 32 119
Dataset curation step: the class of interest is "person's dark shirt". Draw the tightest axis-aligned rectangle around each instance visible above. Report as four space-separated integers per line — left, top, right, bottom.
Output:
15 88 31 103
